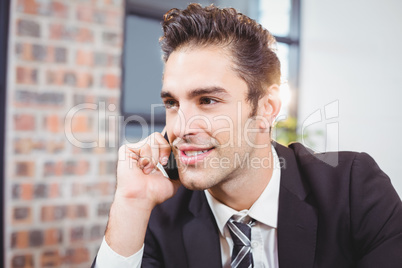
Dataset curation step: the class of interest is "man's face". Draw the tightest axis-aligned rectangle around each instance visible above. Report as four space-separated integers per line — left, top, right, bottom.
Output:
161 46 270 191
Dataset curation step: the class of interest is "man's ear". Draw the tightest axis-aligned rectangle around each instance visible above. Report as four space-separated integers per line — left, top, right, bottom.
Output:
258 84 281 131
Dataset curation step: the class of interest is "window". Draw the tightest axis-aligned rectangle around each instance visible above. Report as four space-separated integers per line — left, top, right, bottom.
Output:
258 0 300 119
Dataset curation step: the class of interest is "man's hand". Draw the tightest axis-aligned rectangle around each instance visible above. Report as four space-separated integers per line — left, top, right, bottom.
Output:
115 132 180 207
105 132 181 257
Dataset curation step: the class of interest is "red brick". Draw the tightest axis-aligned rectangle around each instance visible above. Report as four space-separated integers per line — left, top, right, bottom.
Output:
14 138 64 154
90 225 104 240
99 160 116 175
41 205 66 222
20 183 33 200
71 183 86 197
48 24 64 40
12 207 32 224
14 114 35 131
46 69 64 85
15 43 45 62
41 206 53 222
17 0 68 18
47 69 81 87
11 254 34 268
102 31 122 47
67 204 88 219
11 253 34 268
55 162 64 176
101 73 120 89
45 46 54 62
75 160 90 176
105 10 122 27
76 50 93 66
100 181 113 195
29 230 44 247
16 66 38 85
44 114 60 133
44 228 62 246
43 161 64 177
48 183 60 198
17 19 40 38
14 138 33 154
41 250 61 267
49 24 94 43
21 43 32 60
15 161 35 178
76 27 94 42
97 202 111 216
17 0 39 15
63 247 89 265
76 72 93 88
50 1 68 19
47 115 62 133
46 140 65 154
46 69 77 86
16 43 67 63
86 182 115 196
94 52 111 66
70 226 85 242
73 94 96 105
11 231 29 249
76 6 93 23
71 114 91 133
46 46 67 63
33 184 47 198
14 90 65 108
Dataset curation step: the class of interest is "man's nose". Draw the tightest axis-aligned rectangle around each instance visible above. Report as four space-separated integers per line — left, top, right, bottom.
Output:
171 105 211 139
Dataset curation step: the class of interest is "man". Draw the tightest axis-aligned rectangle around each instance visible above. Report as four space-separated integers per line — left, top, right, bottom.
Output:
93 4 402 268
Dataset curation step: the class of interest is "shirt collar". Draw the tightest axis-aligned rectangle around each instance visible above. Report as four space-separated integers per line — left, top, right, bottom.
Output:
204 146 281 236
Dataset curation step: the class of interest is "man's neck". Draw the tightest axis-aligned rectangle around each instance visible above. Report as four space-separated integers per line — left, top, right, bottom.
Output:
207 148 274 211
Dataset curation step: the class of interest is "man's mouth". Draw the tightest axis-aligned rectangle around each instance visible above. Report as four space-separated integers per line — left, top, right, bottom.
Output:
183 149 211 157
178 147 215 165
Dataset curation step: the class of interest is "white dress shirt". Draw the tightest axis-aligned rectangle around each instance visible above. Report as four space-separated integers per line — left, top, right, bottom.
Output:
95 146 281 268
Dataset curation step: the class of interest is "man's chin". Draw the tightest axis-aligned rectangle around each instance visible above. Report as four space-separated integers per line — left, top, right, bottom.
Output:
181 184 208 191
179 175 214 191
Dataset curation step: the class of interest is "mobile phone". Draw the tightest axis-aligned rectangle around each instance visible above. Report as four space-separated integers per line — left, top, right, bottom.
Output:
163 133 179 180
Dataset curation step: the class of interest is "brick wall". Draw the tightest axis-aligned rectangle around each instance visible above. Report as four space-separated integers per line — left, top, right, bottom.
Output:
5 0 123 267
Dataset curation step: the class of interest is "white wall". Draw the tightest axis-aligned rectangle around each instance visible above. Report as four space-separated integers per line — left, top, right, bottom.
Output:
299 0 402 197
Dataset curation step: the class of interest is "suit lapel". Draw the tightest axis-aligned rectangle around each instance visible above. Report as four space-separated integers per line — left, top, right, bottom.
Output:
183 190 222 268
275 143 318 268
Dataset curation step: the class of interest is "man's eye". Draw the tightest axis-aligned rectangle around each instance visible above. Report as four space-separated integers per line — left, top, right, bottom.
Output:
200 97 217 105
163 99 178 109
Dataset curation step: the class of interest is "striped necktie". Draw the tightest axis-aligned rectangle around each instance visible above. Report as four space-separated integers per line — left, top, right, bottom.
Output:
227 216 255 268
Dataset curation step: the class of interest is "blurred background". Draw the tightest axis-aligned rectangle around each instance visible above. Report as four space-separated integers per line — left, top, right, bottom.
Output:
0 0 401 267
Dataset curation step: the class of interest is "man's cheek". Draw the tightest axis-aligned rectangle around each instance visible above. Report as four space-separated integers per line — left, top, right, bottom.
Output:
211 119 236 148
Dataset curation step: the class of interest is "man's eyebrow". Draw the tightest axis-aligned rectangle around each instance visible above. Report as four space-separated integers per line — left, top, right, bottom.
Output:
160 87 228 100
188 87 228 98
160 91 174 99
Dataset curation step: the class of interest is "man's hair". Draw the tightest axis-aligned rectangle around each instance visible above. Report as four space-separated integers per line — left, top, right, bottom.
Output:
160 3 281 116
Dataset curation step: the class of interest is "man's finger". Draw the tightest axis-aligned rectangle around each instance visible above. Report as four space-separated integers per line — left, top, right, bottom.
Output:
152 132 171 165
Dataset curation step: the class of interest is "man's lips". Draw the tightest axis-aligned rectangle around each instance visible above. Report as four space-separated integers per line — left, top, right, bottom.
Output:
177 146 215 165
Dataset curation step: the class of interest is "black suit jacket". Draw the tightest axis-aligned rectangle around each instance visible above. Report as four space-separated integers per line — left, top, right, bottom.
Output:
93 142 402 267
